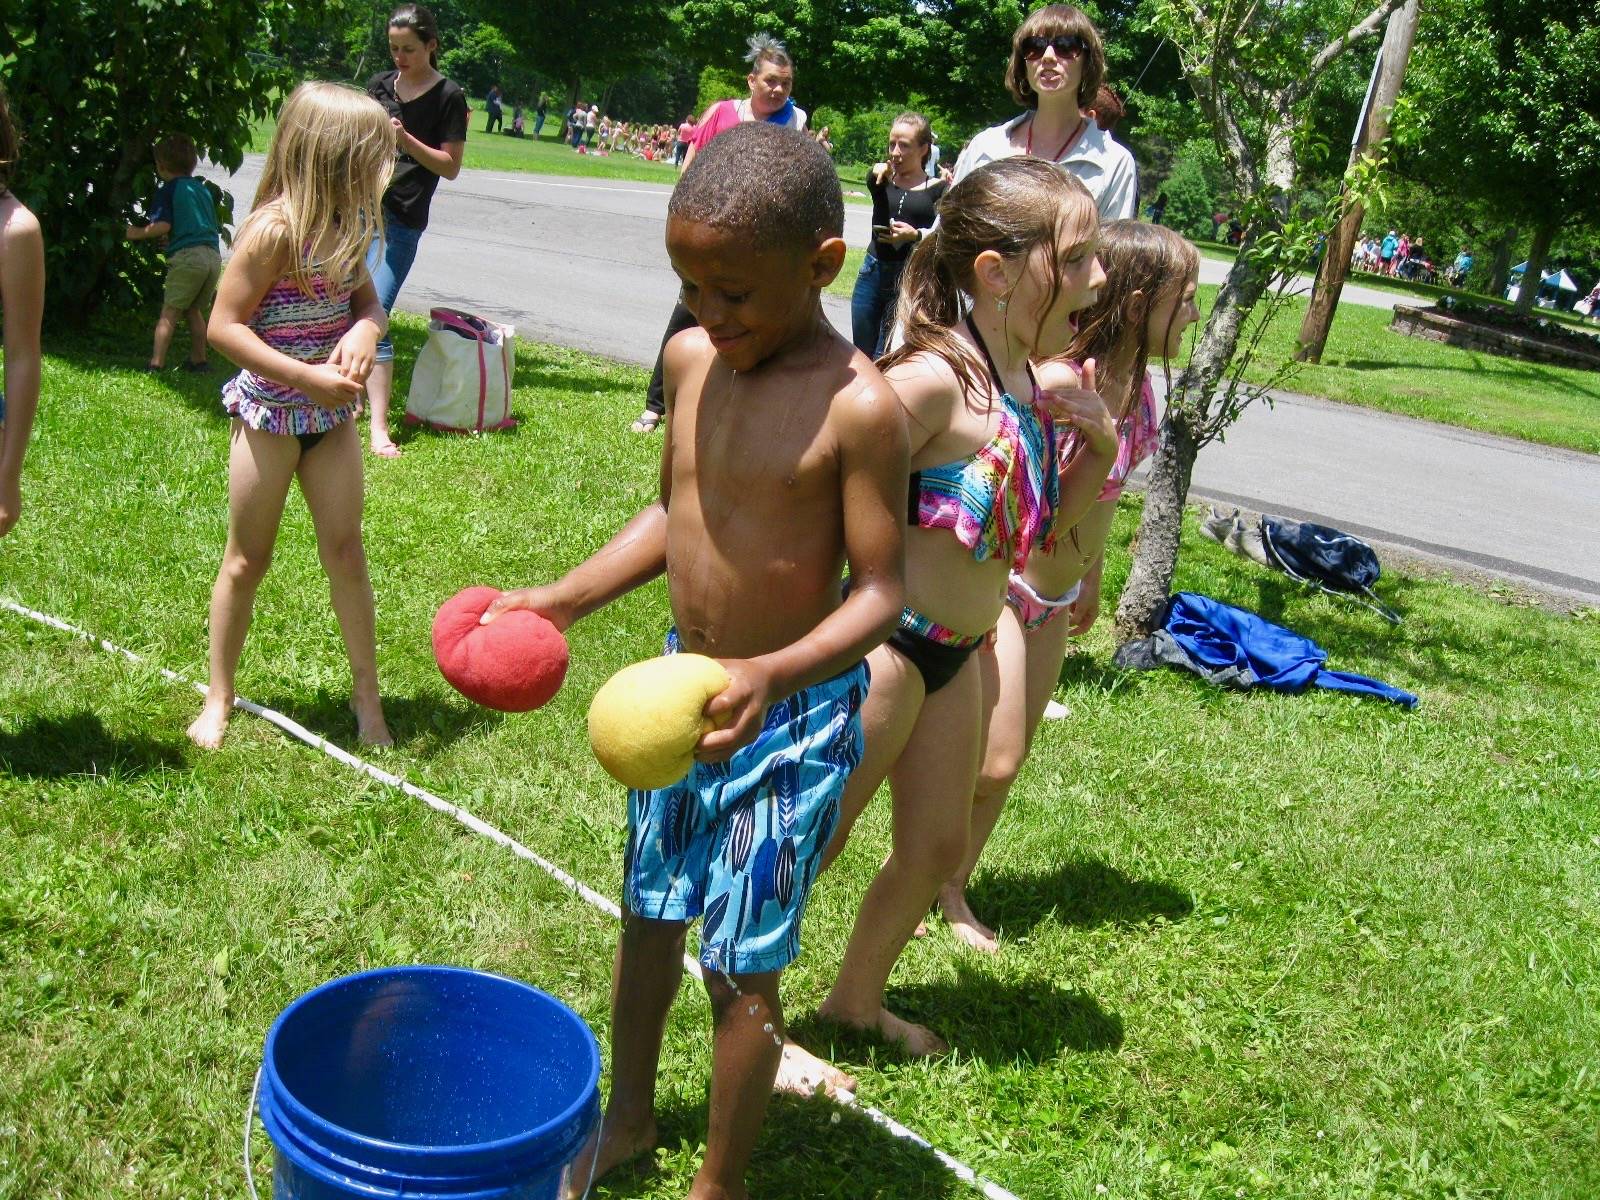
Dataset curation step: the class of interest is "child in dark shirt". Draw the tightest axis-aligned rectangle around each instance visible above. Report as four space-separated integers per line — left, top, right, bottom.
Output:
125 134 221 372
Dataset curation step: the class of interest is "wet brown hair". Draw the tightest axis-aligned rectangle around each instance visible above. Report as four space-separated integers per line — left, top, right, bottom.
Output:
0 83 19 194
1006 5 1107 110
1064 219 1199 417
1088 85 1123 131
882 157 1098 400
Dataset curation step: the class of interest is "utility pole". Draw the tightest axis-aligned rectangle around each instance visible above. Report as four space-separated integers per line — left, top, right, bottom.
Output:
1295 0 1421 363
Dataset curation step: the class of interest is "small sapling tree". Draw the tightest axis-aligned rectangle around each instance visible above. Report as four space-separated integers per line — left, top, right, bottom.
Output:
1114 0 1409 636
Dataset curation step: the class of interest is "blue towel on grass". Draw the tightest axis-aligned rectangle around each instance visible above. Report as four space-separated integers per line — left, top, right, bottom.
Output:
1115 592 1418 708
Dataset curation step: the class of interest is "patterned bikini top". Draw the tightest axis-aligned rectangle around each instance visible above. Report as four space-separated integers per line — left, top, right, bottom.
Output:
228 268 354 408
1057 368 1160 502
908 319 1060 571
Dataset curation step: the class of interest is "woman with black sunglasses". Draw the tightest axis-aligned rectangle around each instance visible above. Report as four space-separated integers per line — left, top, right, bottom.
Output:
950 5 1136 220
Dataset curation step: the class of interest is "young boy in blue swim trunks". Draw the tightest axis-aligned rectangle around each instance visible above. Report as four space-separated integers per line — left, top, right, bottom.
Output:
487 121 908 1199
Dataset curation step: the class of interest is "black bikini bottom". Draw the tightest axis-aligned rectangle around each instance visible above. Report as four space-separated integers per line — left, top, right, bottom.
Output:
887 624 980 694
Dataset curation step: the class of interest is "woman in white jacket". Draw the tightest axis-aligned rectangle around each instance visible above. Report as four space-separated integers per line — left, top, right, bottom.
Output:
950 4 1137 221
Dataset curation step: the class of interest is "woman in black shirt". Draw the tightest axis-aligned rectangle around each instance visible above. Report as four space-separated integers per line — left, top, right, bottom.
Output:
364 3 467 458
850 112 946 357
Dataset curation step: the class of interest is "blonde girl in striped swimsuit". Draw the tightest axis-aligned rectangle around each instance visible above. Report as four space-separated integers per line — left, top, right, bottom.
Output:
188 83 396 751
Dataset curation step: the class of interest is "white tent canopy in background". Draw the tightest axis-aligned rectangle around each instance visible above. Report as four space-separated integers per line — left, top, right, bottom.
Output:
1510 262 1580 292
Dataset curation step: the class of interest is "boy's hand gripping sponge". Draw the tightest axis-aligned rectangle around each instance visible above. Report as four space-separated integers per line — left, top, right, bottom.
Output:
432 587 569 712
587 655 731 789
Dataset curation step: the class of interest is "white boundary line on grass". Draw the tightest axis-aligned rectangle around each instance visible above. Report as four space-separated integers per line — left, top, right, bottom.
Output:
1 596 1022 1200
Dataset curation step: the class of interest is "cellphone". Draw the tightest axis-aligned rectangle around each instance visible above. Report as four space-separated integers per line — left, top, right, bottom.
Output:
872 225 891 238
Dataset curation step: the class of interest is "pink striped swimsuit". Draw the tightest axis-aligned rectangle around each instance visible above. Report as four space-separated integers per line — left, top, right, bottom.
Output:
222 270 356 438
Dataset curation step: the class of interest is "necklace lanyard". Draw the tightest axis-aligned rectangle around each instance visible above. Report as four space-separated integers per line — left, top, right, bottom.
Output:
1025 115 1087 163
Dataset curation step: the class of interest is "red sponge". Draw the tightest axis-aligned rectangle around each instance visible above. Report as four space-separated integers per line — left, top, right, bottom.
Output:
431 586 569 712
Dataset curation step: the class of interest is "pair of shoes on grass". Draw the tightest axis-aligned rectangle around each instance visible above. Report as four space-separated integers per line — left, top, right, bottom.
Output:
1201 504 1272 569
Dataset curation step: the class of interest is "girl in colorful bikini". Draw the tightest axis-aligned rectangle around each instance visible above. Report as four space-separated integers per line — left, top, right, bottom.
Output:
188 82 397 750
939 219 1201 951
802 158 1109 1058
0 82 44 542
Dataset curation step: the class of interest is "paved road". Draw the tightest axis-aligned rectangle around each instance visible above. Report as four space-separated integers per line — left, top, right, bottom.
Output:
206 159 1600 606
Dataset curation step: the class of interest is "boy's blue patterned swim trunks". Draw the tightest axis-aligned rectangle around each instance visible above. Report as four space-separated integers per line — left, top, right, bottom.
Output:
624 644 869 976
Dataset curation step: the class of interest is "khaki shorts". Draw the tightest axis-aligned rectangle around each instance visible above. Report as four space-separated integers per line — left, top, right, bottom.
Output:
163 244 222 311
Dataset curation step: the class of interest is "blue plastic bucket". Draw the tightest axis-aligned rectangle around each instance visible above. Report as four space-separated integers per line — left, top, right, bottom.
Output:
255 965 600 1199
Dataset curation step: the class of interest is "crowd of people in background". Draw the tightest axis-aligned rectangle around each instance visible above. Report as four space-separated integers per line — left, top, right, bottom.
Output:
556 102 689 163
1352 229 1435 282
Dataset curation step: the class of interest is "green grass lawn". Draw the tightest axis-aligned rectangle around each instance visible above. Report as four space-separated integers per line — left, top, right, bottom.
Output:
1199 285 1600 454
2 313 1598 1198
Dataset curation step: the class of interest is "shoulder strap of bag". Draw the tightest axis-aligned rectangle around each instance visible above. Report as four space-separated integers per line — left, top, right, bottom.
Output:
430 307 493 340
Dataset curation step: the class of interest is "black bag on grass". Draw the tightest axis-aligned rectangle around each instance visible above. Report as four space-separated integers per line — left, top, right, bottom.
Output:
1259 515 1400 624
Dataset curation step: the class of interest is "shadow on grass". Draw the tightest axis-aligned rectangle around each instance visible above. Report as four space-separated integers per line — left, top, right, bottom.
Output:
788 973 1123 1069
1056 651 1132 694
249 686 502 757
0 710 187 780
598 1092 968 1198
1177 540 1600 699
511 357 644 399
1334 355 1600 398
967 858 1194 939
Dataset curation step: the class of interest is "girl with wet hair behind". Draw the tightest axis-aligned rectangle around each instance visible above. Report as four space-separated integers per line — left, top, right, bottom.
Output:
938 219 1202 953
787 157 1112 1065
0 81 45 540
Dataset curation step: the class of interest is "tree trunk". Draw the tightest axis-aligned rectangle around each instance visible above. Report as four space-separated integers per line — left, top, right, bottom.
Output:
1115 244 1273 637
1512 219 1557 315
1488 228 1516 296
1295 198 1364 363
1114 412 1199 636
1296 0 1420 362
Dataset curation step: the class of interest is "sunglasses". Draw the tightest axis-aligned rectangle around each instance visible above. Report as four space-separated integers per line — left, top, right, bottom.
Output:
1021 34 1088 61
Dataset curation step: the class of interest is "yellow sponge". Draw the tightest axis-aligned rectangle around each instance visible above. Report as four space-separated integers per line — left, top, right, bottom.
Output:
587 654 731 789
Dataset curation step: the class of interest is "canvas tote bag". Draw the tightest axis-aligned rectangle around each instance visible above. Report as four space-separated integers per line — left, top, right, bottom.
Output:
404 308 517 432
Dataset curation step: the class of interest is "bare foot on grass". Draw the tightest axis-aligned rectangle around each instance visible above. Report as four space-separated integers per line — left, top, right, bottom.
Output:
186 693 233 749
774 1039 858 1098
369 436 401 459
564 1114 656 1199
938 886 999 953
817 1000 949 1058
350 696 393 748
